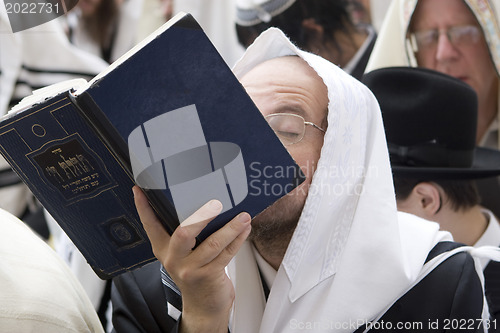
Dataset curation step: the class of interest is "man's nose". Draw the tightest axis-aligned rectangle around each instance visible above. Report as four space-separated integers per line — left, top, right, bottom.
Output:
435 32 460 63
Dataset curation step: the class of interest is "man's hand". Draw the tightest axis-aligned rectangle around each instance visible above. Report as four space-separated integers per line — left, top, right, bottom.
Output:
133 186 251 333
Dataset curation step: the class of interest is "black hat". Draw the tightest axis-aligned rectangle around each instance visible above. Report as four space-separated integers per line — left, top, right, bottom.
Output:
362 67 500 179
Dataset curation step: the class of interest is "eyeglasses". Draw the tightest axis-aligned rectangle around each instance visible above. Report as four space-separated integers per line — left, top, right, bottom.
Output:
265 113 326 145
410 25 481 51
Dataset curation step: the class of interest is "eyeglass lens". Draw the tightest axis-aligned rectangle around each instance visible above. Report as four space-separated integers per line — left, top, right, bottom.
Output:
413 25 480 50
265 114 306 145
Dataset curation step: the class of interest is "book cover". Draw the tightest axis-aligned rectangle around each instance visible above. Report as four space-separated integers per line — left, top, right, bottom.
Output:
0 13 304 278
0 92 154 278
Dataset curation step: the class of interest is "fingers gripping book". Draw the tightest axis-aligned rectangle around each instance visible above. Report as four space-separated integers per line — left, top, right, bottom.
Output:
0 13 304 279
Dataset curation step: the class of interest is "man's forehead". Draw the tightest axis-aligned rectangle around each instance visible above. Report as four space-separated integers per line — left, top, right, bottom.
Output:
240 56 316 81
411 0 476 24
239 54 329 123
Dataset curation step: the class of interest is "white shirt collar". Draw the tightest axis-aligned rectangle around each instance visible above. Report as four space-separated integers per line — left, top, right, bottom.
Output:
474 209 500 267
475 209 500 248
251 244 277 290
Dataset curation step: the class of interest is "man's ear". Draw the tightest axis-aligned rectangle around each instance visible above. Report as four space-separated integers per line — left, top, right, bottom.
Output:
412 182 442 216
301 18 325 48
301 18 324 36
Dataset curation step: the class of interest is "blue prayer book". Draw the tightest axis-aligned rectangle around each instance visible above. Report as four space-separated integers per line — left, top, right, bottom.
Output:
0 13 304 278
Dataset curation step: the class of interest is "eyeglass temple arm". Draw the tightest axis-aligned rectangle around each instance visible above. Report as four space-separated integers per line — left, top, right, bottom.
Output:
305 121 326 133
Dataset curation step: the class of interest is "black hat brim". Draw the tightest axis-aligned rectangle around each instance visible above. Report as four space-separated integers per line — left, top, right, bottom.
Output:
392 147 500 180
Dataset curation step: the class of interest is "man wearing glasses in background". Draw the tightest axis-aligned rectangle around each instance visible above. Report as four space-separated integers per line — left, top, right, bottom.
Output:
366 0 500 229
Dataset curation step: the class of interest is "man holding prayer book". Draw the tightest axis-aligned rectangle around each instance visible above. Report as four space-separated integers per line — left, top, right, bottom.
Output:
111 28 494 332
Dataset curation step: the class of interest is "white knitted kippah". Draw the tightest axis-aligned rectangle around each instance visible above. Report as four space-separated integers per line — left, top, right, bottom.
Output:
235 0 296 26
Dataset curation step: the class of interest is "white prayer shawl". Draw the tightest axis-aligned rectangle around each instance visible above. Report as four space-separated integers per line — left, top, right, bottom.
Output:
0 6 107 217
228 28 462 333
365 0 500 149
0 208 104 332
0 6 108 117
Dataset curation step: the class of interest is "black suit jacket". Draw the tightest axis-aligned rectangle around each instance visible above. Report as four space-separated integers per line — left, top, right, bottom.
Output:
112 261 177 333
112 242 486 333
485 260 500 333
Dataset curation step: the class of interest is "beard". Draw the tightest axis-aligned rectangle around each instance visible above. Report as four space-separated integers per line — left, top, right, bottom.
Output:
249 182 309 260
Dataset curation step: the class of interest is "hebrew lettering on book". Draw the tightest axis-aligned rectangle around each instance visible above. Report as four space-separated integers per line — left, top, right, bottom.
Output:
28 134 115 203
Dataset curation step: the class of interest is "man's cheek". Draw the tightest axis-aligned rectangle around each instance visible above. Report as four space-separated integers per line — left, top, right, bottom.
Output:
287 179 311 198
